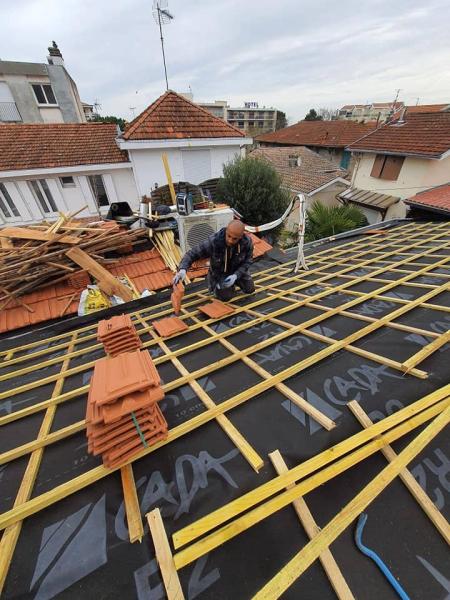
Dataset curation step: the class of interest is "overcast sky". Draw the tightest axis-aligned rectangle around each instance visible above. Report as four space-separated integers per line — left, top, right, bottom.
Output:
1 0 449 124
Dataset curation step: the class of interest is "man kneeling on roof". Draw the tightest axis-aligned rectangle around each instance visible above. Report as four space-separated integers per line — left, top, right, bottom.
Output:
173 220 255 301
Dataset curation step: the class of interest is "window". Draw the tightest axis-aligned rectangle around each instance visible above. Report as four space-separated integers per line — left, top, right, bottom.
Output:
370 154 404 180
0 183 20 219
258 121 264 128
288 155 300 168
238 121 244 128
60 176 76 188
88 175 109 207
29 179 58 213
31 83 57 105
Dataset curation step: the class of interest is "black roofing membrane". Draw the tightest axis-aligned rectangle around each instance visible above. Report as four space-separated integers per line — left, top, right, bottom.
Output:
0 223 449 600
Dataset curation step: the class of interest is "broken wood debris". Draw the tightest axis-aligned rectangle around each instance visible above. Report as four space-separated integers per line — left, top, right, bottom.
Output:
0 213 147 308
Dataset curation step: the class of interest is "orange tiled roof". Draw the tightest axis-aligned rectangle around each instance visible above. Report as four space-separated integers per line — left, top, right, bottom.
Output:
406 104 449 114
123 90 244 141
0 123 129 172
249 146 347 194
0 233 271 333
347 112 450 158
255 120 375 148
405 183 450 214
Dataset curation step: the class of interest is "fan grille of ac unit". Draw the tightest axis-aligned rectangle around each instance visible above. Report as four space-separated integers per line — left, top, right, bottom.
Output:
186 222 215 250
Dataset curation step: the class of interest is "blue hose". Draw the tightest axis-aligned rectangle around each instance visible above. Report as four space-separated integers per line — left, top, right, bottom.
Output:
355 513 410 600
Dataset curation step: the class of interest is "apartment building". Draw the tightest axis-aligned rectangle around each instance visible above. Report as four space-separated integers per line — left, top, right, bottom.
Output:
338 102 404 123
0 42 86 124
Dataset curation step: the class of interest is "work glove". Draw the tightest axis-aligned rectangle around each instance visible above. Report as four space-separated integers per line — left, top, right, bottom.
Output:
173 269 186 286
222 274 237 288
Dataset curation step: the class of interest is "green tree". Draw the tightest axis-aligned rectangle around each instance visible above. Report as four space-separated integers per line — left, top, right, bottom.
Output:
305 201 367 241
91 114 127 130
217 156 291 227
304 108 322 121
275 110 288 130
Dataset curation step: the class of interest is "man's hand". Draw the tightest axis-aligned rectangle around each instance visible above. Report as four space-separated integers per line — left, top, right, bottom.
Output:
222 274 237 288
173 269 186 286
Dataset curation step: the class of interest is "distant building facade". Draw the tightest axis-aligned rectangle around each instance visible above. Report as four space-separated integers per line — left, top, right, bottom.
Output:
0 42 86 124
192 97 278 134
338 102 404 123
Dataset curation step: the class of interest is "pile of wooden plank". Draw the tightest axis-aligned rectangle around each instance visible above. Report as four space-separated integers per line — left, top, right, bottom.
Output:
0 210 147 311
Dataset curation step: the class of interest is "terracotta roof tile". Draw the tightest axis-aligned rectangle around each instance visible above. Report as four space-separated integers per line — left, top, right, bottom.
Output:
347 112 450 158
123 90 244 141
0 233 271 333
249 146 347 194
405 183 450 214
0 123 128 172
255 120 375 148
406 104 450 114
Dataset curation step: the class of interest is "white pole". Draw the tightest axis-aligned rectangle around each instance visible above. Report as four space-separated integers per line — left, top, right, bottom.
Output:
294 194 308 272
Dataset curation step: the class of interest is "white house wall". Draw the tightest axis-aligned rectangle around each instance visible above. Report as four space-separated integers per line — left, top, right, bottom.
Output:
0 167 139 226
129 145 243 197
351 153 450 199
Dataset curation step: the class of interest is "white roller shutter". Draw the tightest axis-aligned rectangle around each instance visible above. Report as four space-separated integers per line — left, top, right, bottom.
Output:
181 149 211 184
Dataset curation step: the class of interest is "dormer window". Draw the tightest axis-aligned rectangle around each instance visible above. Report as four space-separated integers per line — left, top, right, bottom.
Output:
31 83 57 106
288 155 301 167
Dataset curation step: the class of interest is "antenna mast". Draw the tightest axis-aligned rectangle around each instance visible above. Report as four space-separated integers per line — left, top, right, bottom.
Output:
153 0 174 91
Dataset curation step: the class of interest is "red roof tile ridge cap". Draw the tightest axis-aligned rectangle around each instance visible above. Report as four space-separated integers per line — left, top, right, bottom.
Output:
124 89 244 139
172 92 245 137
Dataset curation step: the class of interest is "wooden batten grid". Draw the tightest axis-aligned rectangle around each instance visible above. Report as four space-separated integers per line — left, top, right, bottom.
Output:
0 221 449 595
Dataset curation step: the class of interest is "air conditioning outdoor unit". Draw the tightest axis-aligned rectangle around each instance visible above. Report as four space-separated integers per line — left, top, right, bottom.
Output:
176 208 234 254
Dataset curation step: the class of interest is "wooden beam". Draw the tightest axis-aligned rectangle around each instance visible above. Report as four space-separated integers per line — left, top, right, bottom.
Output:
401 330 450 373
172 399 449 570
172 384 450 550
185 308 336 431
66 247 133 302
0 334 77 595
161 153 177 205
252 404 450 600
347 400 450 545
0 226 80 244
146 509 185 600
268 451 355 600
148 326 264 473
121 464 144 543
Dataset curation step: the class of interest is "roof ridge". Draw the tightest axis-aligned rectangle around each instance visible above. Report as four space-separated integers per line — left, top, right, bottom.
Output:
122 90 245 140
123 90 172 139
167 91 244 136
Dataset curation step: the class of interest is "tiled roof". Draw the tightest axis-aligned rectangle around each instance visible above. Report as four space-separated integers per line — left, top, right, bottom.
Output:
0 234 271 333
347 112 450 158
0 123 129 172
249 146 347 194
123 90 244 141
255 120 375 148
406 104 449 114
404 183 450 214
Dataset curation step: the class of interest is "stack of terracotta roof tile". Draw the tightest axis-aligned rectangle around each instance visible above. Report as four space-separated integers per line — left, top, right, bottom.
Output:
87 329 167 468
97 314 142 357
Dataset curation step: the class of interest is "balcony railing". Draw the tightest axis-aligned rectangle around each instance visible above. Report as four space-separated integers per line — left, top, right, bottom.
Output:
0 102 22 122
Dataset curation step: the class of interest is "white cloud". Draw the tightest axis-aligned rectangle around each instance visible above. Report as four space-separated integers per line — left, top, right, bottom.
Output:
1 0 449 122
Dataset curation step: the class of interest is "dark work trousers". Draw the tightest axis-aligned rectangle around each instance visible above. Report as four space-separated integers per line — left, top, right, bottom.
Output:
213 272 255 302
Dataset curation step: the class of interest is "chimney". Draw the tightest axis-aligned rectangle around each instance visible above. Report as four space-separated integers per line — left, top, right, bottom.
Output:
47 41 64 66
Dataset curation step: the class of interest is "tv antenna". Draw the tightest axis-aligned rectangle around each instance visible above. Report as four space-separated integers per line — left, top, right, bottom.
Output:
129 106 137 119
93 99 102 115
152 0 174 91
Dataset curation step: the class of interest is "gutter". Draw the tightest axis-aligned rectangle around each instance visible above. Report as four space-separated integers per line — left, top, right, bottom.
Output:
345 148 445 160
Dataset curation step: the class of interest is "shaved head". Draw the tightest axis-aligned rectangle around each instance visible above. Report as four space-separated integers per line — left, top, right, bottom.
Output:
226 220 245 246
